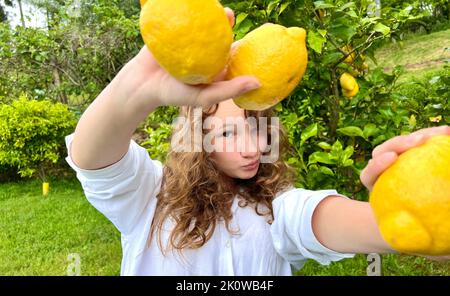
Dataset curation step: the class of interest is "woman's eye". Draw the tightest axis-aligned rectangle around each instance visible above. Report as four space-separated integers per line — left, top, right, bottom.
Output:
222 131 234 138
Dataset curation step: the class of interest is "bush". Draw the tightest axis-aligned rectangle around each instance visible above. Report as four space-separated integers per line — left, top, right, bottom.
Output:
0 1 141 109
0 96 77 180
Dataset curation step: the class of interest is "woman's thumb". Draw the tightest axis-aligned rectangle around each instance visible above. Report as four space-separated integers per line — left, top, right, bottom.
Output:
196 76 260 107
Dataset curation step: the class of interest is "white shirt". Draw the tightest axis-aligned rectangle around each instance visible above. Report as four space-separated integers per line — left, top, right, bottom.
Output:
65 133 354 275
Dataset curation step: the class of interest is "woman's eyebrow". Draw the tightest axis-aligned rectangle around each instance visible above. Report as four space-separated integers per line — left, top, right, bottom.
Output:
222 123 236 128
222 120 257 129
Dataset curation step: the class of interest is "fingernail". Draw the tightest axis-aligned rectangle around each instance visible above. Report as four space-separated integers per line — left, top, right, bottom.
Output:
383 152 398 161
409 134 424 144
242 81 261 93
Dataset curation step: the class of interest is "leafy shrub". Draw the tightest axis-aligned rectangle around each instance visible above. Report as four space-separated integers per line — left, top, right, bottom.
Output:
0 96 77 180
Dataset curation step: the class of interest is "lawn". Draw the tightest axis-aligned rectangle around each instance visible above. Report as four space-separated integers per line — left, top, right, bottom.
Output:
0 178 121 276
0 177 449 276
373 28 450 82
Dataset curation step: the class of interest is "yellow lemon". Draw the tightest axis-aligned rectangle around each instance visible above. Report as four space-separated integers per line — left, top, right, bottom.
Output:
342 83 359 98
370 135 450 255
226 24 308 111
139 0 148 7
342 45 356 64
340 72 357 90
140 0 233 85
340 72 359 98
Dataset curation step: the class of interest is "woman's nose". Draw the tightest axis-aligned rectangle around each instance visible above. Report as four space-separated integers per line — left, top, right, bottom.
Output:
240 130 259 158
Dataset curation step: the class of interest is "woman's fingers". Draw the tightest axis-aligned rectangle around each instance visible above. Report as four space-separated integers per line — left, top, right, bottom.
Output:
231 40 242 51
224 7 235 28
411 125 450 138
372 134 425 158
212 67 229 82
372 125 450 158
360 152 398 191
363 125 450 191
195 76 260 108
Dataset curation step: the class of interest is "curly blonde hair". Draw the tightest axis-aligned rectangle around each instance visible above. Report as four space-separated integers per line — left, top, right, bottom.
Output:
149 104 297 253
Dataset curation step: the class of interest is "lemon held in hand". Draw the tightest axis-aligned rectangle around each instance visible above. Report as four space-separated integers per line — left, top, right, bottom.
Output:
226 24 308 111
370 135 450 255
140 0 233 85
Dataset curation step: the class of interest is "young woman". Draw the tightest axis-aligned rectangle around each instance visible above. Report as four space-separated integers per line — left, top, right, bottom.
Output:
65 8 450 276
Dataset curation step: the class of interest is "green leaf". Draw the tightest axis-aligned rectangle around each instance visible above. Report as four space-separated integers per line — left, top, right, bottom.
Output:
322 52 343 65
274 102 283 112
331 140 343 154
337 126 364 137
308 152 335 165
330 24 357 42
300 123 318 145
337 2 356 11
319 166 335 176
372 134 387 146
235 13 248 27
317 142 331 150
287 157 299 165
279 2 290 15
345 10 358 18
341 146 354 165
318 29 327 37
363 124 379 139
234 18 253 40
343 159 354 167
267 0 280 16
373 23 391 35
314 1 335 9
308 30 327 54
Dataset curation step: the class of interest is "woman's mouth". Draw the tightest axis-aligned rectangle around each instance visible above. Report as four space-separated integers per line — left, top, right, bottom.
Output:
242 160 260 171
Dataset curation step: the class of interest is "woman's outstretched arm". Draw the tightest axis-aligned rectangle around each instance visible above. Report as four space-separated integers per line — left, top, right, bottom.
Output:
311 126 450 255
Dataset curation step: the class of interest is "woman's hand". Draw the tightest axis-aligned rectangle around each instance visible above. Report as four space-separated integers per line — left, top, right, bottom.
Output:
118 8 260 111
360 125 450 191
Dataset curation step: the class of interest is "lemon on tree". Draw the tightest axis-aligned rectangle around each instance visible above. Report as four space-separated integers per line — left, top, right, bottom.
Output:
226 23 308 111
342 45 356 64
139 0 233 85
370 135 450 255
340 72 359 98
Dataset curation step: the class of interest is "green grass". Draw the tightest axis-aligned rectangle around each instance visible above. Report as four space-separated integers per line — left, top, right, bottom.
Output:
295 255 450 276
374 29 450 82
1 178 449 276
0 178 121 275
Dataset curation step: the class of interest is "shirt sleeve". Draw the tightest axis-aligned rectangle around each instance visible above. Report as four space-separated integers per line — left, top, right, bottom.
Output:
270 188 355 270
64 133 163 236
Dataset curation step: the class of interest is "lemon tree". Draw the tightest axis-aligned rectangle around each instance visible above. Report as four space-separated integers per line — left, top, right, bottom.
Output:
222 0 449 199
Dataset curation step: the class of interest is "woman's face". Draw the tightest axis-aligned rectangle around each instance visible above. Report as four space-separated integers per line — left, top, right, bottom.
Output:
206 99 266 180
